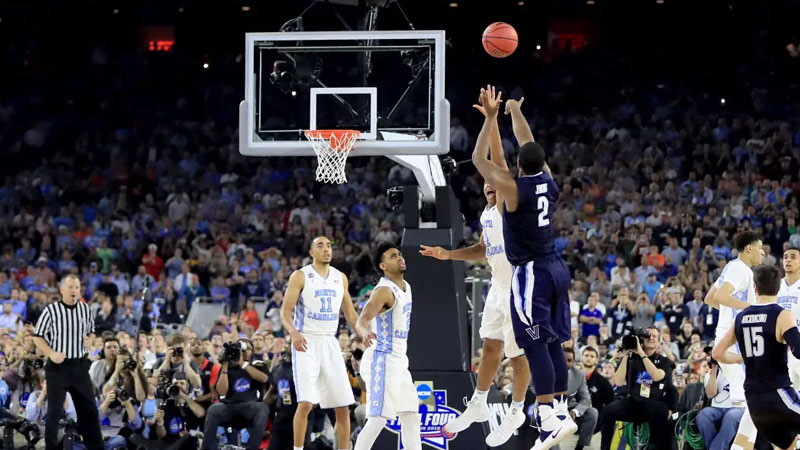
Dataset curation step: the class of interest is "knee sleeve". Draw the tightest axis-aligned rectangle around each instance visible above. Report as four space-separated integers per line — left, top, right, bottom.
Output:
354 417 386 450
548 340 569 393
524 341 555 396
398 413 421 450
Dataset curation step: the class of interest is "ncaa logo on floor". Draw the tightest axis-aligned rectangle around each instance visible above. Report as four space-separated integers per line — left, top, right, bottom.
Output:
384 382 462 450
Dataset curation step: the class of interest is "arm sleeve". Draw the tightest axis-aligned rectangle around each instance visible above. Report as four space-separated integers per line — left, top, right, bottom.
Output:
33 308 51 338
784 327 800 359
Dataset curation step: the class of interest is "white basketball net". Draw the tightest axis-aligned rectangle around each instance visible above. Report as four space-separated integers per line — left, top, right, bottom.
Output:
304 130 360 184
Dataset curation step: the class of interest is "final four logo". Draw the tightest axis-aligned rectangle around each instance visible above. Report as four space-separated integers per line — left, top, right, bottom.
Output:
384 382 462 450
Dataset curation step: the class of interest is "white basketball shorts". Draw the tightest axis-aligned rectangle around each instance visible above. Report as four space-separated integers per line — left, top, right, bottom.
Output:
292 334 355 408
479 282 524 358
361 348 418 419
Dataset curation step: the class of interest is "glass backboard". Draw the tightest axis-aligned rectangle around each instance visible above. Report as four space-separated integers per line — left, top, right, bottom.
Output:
239 30 449 157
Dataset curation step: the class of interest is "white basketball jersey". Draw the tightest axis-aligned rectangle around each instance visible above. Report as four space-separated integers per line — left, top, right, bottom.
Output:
713 258 757 338
778 277 800 326
372 277 412 358
480 205 513 285
295 265 344 336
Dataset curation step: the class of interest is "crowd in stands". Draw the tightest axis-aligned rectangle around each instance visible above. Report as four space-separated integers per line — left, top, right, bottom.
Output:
0 22 800 448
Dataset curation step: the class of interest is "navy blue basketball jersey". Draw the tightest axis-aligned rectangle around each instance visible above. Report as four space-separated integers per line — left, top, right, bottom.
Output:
734 303 791 393
502 172 560 265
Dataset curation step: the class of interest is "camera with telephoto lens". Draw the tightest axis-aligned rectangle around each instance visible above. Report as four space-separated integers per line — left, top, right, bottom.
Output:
59 419 77 450
621 327 651 351
155 369 181 405
219 341 243 365
171 347 184 357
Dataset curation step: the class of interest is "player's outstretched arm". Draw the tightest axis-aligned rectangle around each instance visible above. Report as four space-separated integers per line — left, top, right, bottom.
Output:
280 270 308 352
356 287 395 348
505 98 552 176
711 326 744 364
474 86 510 172
475 85 510 212
472 88 518 210
420 232 486 262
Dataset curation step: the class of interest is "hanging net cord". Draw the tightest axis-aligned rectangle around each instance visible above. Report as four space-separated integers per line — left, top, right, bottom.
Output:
304 130 359 184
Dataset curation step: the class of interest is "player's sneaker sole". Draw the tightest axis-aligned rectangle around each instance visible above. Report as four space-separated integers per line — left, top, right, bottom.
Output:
485 410 525 447
530 419 578 450
441 399 490 435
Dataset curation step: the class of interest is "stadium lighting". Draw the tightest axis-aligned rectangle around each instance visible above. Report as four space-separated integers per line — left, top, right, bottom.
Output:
518 1 525 5
291 91 297 97
242 5 251 11
586 0 595 5
203 63 209 69
536 44 542 50
113 8 119 14
656 0 664 3
720 98 726 105
449 2 458 7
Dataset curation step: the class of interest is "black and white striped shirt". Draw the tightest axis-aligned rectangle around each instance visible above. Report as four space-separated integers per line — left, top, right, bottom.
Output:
33 301 95 359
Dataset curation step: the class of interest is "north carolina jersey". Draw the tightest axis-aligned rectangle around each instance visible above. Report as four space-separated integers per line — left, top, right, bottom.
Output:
714 258 757 338
502 172 559 265
371 277 412 358
480 205 513 285
295 265 344 336
778 277 800 326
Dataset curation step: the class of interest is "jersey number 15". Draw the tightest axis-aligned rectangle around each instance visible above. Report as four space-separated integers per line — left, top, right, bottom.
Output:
742 326 764 358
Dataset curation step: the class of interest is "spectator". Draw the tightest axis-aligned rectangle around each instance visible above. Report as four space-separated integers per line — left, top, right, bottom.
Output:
557 348 598 450
631 293 656 329
581 346 613 424
642 273 663 302
579 294 604 339
142 244 163 281
696 359 744 450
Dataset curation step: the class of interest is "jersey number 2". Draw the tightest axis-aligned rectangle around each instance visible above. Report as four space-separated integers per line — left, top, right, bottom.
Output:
537 196 550 227
320 297 333 313
742 326 764 357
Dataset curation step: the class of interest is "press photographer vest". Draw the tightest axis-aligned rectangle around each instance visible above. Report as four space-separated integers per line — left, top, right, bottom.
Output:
221 367 258 404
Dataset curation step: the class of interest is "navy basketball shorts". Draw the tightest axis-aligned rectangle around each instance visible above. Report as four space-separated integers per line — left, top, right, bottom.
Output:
508 255 572 348
746 387 800 449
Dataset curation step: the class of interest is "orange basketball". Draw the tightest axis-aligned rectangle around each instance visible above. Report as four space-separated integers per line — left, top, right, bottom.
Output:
482 22 518 58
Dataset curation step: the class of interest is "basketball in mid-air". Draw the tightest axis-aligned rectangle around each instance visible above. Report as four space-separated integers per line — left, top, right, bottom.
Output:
482 22 518 58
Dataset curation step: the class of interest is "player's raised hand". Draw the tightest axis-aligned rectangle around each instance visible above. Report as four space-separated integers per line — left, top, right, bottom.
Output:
480 84 502 118
419 245 450 260
504 97 524 115
290 329 308 352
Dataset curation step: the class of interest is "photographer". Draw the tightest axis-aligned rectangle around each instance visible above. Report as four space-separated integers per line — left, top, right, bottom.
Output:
266 345 297 450
201 340 270 450
89 338 120 392
187 337 219 430
98 390 140 449
133 371 203 450
599 326 673 450
695 358 744 450
102 348 147 404
154 335 202 390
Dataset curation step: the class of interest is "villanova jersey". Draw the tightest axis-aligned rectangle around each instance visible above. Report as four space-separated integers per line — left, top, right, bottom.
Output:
371 277 412 358
295 265 344 336
480 205 513 284
778 277 800 326
734 303 791 393
714 258 756 338
502 172 559 265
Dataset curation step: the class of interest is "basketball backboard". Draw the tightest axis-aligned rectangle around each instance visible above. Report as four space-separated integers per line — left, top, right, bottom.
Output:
239 30 449 158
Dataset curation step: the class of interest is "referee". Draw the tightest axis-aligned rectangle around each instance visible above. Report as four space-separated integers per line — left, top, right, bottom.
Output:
32 274 104 450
